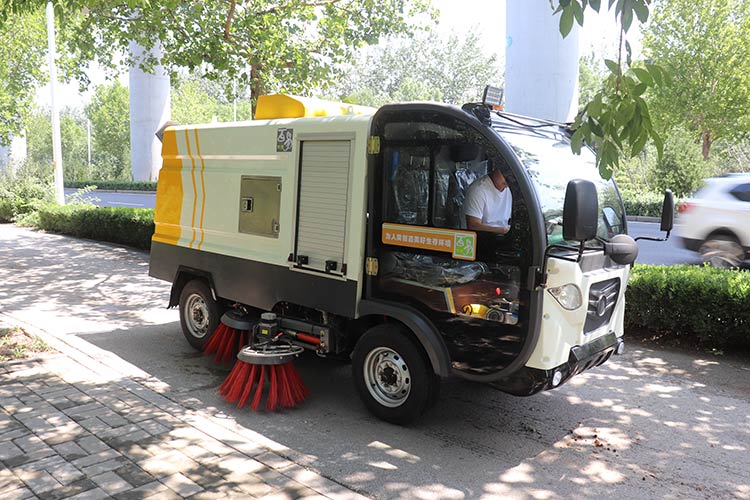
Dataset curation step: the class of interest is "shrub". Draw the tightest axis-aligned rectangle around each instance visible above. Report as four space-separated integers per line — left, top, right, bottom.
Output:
64 180 157 191
0 164 54 221
626 264 750 350
35 205 154 250
621 191 676 218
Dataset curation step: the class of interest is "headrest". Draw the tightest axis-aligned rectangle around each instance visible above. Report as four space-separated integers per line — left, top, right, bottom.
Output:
450 144 479 163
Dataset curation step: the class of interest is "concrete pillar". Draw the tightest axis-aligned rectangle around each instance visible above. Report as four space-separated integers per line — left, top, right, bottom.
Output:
505 0 580 122
129 41 170 181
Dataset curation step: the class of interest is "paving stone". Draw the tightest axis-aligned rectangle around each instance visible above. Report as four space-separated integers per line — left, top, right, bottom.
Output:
91 470 132 495
0 428 31 443
143 489 182 500
2 485 36 500
138 449 197 478
40 422 87 445
99 424 142 441
180 444 218 463
80 456 129 477
107 429 150 450
226 471 276 498
13 433 52 454
113 480 169 500
3 447 58 468
115 463 155 488
160 472 203 497
138 419 170 437
0 441 25 461
181 465 225 490
77 435 111 455
17 468 62 495
51 399 80 411
114 443 153 462
64 402 105 418
72 448 121 468
18 454 65 472
45 459 86 485
37 478 98 500
99 413 129 428
211 452 266 475
53 440 88 461
77 417 111 434
65 486 110 500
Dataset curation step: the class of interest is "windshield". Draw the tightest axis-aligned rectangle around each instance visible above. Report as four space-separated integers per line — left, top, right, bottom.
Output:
493 122 626 246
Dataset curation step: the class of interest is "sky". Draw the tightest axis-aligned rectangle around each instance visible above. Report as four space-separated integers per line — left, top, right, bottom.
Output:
36 1 626 110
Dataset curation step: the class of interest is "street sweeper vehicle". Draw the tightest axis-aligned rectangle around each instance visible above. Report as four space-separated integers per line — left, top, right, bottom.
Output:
149 89 674 424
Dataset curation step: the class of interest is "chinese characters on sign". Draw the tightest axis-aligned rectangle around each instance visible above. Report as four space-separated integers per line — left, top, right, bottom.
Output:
381 223 476 260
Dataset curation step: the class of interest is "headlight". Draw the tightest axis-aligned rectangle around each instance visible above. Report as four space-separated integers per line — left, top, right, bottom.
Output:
547 283 582 310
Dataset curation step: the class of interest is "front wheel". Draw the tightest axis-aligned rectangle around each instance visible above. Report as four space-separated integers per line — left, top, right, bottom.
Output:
179 279 221 350
352 324 439 425
700 235 744 268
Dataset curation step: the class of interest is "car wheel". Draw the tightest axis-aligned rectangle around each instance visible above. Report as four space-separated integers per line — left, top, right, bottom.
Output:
699 235 744 268
352 324 439 425
179 279 221 350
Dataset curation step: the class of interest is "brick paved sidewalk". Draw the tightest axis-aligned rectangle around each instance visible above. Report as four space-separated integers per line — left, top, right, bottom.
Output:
0 324 367 500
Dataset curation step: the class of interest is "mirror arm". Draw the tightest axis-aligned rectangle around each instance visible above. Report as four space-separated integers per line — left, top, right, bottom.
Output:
634 229 671 243
540 241 588 287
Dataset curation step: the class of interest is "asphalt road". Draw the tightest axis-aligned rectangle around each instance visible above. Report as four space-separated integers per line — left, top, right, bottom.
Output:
64 188 698 266
64 188 156 209
1 224 748 500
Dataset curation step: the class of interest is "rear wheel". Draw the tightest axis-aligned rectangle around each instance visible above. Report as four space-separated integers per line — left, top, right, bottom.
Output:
179 279 221 350
352 324 439 425
700 235 744 268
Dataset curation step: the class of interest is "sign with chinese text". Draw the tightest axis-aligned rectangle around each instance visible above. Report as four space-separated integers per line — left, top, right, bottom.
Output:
381 223 476 261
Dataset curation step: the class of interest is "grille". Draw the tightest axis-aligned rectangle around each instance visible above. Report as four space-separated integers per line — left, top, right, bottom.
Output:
584 278 621 334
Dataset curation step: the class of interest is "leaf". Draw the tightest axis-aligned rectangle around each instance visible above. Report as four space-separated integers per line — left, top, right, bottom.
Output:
572 1 584 26
588 117 604 136
644 63 663 86
589 0 601 12
625 40 633 66
630 131 649 157
622 6 634 32
631 83 647 97
559 8 574 37
631 67 653 86
633 0 649 23
604 59 619 74
652 130 664 161
571 127 584 154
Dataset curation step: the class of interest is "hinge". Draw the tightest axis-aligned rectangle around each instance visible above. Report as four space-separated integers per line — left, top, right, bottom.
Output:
367 136 381 155
365 257 379 276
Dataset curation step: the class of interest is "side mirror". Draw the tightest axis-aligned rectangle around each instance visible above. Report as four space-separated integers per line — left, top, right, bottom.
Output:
563 179 599 242
660 189 674 232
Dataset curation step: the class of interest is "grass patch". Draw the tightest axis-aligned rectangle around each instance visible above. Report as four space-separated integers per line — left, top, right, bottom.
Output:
0 326 55 362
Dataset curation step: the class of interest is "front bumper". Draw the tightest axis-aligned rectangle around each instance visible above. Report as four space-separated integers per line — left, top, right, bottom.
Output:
490 332 622 396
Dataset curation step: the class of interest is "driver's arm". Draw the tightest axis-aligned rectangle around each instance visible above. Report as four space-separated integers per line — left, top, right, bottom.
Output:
466 216 509 234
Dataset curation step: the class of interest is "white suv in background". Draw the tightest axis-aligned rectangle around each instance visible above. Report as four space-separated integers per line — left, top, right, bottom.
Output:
677 174 750 268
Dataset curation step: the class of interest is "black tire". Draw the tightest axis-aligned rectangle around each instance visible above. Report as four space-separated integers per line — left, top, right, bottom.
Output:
699 234 745 269
352 324 439 425
179 279 221 350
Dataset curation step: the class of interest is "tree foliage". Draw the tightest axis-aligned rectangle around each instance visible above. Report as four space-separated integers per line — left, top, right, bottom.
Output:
643 0 750 160
6 0 433 104
336 31 502 107
0 10 47 145
553 0 666 179
85 81 130 179
171 75 252 124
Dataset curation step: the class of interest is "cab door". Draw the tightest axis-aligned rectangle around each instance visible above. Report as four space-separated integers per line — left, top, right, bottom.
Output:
365 106 536 377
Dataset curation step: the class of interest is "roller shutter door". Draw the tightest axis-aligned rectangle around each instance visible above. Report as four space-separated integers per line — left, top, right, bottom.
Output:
295 140 351 274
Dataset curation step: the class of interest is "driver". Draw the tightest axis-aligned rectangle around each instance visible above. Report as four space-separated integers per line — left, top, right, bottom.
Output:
463 164 512 234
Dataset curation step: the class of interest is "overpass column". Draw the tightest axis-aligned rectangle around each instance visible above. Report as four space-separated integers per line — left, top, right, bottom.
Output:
129 42 170 181
505 0 580 122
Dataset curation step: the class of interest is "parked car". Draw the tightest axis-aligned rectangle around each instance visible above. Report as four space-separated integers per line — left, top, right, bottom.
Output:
676 173 750 268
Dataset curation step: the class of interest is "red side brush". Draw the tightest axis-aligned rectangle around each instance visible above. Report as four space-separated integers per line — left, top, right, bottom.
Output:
203 310 253 364
219 344 308 411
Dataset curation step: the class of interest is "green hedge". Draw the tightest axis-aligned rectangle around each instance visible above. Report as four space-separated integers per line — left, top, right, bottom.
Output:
626 264 750 350
64 180 157 192
621 191 676 218
35 205 154 250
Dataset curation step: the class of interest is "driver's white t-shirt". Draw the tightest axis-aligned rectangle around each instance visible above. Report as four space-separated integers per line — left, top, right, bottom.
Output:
463 175 512 228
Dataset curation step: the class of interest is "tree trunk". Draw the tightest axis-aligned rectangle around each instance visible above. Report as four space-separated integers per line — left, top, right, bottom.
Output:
702 130 712 160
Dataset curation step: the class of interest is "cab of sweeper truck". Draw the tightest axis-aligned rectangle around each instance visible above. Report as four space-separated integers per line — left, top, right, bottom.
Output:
151 89 674 424
358 86 673 403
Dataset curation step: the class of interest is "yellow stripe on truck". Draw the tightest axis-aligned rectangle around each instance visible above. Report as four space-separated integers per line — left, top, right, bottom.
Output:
152 129 183 246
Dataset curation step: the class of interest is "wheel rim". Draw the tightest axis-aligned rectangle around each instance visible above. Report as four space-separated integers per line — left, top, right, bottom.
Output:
700 239 743 268
184 293 210 339
363 347 411 408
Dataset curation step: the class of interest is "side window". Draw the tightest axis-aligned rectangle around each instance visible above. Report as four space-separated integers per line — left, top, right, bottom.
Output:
729 183 750 202
383 146 430 225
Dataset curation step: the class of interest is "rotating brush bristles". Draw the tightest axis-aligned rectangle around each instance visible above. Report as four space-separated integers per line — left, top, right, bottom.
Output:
203 310 253 364
219 344 308 411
